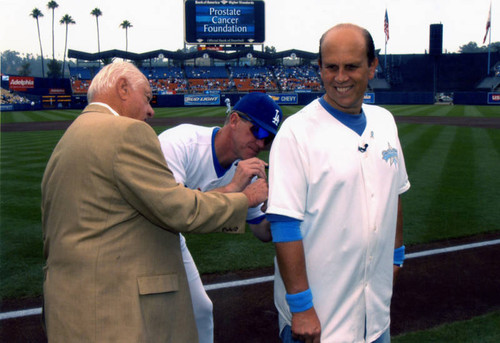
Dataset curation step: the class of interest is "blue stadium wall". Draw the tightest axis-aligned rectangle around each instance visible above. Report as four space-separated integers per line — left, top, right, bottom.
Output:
2 91 494 112
153 91 492 107
2 90 496 112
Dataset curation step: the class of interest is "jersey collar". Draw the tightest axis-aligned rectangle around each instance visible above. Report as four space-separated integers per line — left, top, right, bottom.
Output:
211 127 235 178
318 97 366 136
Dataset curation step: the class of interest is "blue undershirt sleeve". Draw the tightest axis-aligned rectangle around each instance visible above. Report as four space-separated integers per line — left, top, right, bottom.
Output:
247 214 265 225
267 214 302 243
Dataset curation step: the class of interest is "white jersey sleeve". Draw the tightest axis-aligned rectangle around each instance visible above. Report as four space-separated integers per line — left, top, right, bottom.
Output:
267 115 308 221
158 125 192 185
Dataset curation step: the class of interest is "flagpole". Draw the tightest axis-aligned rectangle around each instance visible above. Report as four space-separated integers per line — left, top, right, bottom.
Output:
487 18 491 75
486 29 491 76
485 1 492 75
385 38 387 72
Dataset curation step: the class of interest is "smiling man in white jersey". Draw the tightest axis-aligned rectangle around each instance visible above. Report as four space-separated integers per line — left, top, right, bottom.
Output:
267 24 410 343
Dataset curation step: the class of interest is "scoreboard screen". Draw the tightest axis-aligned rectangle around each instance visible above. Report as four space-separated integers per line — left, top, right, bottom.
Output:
185 0 265 45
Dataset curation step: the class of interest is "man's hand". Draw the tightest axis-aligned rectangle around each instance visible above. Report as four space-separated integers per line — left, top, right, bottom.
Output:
242 178 268 208
226 158 268 192
291 307 321 343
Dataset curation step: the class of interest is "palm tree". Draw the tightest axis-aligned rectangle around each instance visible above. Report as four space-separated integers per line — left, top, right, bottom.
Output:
90 8 102 56
47 1 59 61
119 20 133 52
30 8 45 77
60 14 76 78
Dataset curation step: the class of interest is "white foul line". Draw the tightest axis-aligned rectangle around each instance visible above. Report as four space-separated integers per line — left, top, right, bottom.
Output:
405 239 500 259
204 275 274 291
2 238 499 321
0 308 42 320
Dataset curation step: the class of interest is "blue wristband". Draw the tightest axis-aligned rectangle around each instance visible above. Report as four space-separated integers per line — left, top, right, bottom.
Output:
394 245 406 267
285 289 313 313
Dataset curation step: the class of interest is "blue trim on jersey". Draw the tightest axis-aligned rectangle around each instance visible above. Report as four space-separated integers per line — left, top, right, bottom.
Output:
211 127 232 178
247 214 266 225
268 214 302 242
319 97 366 136
267 214 299 222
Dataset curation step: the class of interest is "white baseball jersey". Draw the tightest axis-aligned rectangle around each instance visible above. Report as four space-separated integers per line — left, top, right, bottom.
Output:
158 124 264 222
267 99 410 342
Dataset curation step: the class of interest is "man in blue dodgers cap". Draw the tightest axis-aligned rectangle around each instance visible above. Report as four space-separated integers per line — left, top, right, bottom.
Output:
158 92 283 343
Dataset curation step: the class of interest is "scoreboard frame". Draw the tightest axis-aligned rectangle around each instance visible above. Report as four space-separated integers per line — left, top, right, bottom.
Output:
184 0 265 45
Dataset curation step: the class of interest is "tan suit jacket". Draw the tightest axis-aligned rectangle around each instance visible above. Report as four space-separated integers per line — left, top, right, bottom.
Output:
41 104 248 342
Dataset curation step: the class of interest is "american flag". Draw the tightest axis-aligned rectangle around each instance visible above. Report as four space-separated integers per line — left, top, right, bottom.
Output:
384 9 389 41
483 2 491 44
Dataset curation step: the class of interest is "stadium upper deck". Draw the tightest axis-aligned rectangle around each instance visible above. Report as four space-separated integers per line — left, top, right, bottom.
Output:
66 48 500 96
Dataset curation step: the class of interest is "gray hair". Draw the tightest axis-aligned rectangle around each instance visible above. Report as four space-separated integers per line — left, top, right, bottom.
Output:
87 61 147 102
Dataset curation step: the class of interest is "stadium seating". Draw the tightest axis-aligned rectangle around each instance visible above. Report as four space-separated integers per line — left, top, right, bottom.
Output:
69 66 99 80
71 79 91 94
188 78 230 92
67 63 327 95
1 87 32 105
68 66 99 94
273 65 321 91
185 66 229 79
142 66 184 79
230 66 278 92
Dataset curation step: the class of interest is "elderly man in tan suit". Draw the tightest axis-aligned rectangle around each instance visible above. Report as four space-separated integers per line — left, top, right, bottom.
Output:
41 61 267 342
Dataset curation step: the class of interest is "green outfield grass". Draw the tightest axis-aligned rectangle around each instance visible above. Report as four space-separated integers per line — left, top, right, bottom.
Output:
2 104 500 125
1 105 499 301
393 310 500 343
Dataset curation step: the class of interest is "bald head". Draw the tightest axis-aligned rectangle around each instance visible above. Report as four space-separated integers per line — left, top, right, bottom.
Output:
318 24 376 67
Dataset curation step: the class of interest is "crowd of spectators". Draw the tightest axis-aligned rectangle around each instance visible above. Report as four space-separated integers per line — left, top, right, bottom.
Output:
67 64 323 95
185 66 228 79
188 78 231 92
1 87 33 105
149 78 189 94
273 65 322 92
71 78 91 94
230 66 278 92
68 66 97 94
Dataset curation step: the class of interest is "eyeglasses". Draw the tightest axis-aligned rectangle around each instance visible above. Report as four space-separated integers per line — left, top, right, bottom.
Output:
236 111 275 145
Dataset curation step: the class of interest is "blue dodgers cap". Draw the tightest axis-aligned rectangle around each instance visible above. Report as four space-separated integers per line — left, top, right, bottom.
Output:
233 93 283 135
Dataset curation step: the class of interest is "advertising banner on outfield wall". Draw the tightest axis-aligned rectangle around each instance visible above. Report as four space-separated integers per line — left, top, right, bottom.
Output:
184 94 220 106
9 76 35 91
364 93 375 104
487 92 500 105
268 93 298 105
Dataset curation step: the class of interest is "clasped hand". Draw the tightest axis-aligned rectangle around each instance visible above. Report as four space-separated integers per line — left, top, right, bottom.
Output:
230 157 268 192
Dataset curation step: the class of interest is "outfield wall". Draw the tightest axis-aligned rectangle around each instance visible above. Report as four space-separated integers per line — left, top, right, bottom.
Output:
154 92 438 107
154 91 495 107
453 92 500 105
372 92 435 105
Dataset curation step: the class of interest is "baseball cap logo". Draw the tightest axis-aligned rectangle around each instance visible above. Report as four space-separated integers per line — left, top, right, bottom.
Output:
272 109 280 127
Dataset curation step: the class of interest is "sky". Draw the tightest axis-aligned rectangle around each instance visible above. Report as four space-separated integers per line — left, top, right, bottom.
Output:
0 0 497 60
